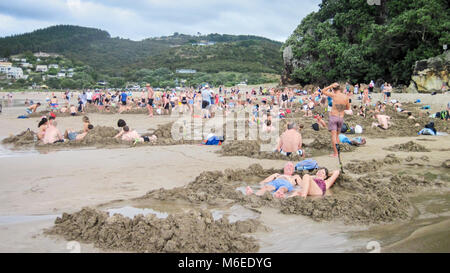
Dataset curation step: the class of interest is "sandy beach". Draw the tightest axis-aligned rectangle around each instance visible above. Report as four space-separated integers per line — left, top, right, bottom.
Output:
0 90 449 253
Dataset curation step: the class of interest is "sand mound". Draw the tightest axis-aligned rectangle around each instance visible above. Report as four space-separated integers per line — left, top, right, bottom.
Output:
2 129 35 145
386 141 431 152
46 207 259 253
218 137 356 161
345 154 401 174
48 160 446 251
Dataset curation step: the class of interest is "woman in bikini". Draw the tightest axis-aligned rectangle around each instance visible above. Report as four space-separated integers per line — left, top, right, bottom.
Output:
290 168 340 197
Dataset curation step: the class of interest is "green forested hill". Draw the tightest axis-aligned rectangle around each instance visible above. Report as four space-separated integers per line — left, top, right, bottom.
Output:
283 0 450 85
0 25 283 79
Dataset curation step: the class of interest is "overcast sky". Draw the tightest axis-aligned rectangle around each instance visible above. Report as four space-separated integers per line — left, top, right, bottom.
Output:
0 0 321 42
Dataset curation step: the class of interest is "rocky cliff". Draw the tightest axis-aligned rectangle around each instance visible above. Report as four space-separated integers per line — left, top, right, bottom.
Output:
407 51 449 93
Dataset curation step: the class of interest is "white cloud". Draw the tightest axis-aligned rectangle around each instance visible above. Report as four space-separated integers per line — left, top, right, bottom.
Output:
0 0 321 42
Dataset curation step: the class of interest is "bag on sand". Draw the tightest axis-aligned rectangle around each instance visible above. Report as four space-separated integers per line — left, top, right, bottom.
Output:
295 159 319 171
312 123 320 131
355 125 363 134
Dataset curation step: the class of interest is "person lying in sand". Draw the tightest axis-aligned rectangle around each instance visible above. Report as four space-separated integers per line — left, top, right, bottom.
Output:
64 124 93 141
246 162 302 198
371 114 392 130
42 120 64 144
275 122 305 157
339 134 366 146
288 168 340 198
121 126 156 144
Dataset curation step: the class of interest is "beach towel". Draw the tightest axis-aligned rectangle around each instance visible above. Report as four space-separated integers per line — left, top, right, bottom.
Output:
295 159 319 171
418 128 436 136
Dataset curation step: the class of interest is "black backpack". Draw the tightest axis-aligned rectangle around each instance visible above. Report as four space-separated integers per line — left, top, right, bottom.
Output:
312 123 320 131
341 123 349 133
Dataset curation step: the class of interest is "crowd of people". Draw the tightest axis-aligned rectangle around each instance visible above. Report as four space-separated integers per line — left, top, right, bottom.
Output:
6 80 450 200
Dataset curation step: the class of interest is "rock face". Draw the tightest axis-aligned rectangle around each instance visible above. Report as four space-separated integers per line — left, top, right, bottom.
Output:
407 51 449 93
281 45 298 85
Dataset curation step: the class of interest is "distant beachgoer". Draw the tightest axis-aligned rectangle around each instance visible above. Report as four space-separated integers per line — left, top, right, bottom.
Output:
371 114 391 130
26 102 41 115
146 84 154 117
65 124 93 141
246 162 302 199
70 104 77 116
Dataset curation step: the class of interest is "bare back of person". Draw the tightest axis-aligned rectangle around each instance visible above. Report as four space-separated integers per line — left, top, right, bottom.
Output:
279 130 302 153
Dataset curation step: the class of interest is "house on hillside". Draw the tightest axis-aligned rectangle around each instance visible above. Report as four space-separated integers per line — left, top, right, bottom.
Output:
192 41 216 46
49 64 59 69
36 65 48 72
6 67 24 79
67 73 74 78
21 62 32 68
34 52 50 58
33 52 60 58
57 72 66 78
0 62 12 74
176 69 197 74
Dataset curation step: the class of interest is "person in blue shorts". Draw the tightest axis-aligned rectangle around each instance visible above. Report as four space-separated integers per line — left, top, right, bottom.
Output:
246 162 302 198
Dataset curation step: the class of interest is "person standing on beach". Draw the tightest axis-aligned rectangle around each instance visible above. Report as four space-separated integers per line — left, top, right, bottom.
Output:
146 84 154 117
321 83 350 158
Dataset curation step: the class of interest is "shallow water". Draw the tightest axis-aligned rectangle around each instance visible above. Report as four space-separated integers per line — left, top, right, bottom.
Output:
0 214 59 225
348 190 450 253
0 140 38 158
101 199 260 224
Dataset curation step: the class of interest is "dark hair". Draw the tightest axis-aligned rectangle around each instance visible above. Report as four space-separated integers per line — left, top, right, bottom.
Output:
407 112 412 116
123 126 130 132
38 118 48 128
318 167 329 178
117 119 126 128
49 116 55 120
88 124 94 130
37 102 41 105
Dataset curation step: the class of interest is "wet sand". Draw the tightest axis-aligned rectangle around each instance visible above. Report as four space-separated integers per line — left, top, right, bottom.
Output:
0 91 449 252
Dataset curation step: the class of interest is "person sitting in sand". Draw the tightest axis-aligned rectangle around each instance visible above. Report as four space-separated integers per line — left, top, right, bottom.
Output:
82 116 91 133
42 121 64 144
26 102 41 114
246 162 302 199
289 168 340 197
314 114 327 128
37 117 49 140
69 104 77 116
371 114 392 130
276 122 305 157
262 119 274 133
65 124 93 141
